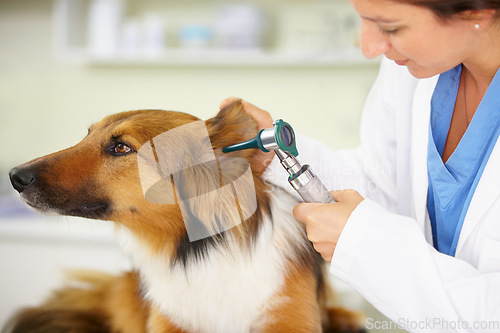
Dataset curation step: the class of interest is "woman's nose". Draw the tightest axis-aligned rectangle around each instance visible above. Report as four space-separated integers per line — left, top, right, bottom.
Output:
360 20 390 59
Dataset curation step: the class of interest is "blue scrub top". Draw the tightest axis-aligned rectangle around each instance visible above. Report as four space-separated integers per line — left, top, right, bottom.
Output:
427 65 500 256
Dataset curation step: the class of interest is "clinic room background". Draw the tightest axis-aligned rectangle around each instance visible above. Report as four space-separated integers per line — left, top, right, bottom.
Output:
0 0 399 331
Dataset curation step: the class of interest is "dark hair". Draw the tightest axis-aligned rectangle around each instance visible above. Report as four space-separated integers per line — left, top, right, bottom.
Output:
400 0 500 19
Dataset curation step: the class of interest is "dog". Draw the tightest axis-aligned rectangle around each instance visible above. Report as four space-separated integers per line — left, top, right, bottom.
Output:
5 100 364 332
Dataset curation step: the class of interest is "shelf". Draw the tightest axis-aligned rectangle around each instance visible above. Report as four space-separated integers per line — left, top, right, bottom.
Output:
53 0 373 68
68 48 379 67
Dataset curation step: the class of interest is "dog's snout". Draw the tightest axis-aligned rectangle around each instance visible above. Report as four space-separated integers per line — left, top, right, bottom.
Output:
9 167 36 193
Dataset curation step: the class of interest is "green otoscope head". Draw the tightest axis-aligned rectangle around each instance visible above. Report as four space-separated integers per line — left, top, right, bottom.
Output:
222 119 299 157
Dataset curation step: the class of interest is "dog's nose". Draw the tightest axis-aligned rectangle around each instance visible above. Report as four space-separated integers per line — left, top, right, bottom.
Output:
9 167 35 193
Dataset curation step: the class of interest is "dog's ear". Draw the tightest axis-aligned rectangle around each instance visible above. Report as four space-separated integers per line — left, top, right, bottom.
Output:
206 99 259 158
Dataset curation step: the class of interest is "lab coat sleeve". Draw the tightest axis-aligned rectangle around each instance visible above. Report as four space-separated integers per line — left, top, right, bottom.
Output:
331 199 500 332
263 57 407 212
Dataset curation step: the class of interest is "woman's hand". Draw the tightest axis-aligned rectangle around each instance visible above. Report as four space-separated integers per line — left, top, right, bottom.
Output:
293 190 364 262
219 97 275 172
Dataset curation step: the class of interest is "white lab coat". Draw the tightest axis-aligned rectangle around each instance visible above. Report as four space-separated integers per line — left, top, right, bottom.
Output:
263 57 500 332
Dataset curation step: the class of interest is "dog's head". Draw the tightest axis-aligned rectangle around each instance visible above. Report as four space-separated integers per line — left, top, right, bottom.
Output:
9 101 269 247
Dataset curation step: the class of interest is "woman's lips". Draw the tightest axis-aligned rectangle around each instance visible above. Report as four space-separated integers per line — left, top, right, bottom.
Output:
394 59 409 66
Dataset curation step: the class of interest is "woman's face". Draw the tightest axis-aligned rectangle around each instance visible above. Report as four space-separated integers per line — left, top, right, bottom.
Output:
349 0 475 78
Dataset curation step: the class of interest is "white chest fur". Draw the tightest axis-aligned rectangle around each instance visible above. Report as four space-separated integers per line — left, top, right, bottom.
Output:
117 191 306 332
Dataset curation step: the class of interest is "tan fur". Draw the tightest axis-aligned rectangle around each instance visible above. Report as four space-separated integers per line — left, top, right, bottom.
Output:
261 262 323 332
2 271 147 333
5 101 364 332
147 308 186 333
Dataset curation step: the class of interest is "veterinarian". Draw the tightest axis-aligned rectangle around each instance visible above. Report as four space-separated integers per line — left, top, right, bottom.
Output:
221 0 500 332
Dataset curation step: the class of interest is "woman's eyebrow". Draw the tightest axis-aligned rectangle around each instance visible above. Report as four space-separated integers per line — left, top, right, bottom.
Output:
361 15 400 24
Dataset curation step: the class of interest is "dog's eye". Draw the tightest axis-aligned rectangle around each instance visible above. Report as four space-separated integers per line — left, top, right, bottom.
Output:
110 142 134 156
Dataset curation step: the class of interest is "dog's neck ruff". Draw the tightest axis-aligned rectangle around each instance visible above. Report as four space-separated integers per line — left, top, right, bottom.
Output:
116 189 308 332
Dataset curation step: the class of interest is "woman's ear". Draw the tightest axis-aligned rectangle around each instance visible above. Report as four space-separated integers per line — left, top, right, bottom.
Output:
463 9 496 29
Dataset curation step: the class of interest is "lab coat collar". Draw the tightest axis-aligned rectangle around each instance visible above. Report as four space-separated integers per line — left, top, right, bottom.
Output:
455 127 500 255
456 67 500 255
411 74 438 243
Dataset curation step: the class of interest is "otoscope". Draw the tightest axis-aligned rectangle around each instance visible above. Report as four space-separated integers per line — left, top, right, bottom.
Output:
222 120 334 204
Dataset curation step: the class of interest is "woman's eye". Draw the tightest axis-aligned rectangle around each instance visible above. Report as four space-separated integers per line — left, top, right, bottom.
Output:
379 26 399 35
112 142 133 155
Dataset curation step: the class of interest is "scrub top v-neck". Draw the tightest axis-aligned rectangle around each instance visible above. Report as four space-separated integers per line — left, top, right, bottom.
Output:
427 65 500 256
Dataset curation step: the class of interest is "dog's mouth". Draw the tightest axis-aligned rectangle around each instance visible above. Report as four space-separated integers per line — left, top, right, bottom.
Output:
63 201 111 219
23 198 48 211
19 191 54 213
20 191 111 220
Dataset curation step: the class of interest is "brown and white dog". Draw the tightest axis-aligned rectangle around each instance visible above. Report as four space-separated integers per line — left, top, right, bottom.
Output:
5 101 364 332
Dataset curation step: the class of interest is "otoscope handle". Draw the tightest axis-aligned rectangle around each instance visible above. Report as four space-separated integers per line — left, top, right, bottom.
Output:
297 176 335 203
288 165 334 203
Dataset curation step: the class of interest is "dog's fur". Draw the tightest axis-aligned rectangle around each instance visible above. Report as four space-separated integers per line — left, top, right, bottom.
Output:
5 101 364 332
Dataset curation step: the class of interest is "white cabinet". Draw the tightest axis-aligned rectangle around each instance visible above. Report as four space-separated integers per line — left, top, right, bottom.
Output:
52 0 377 66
